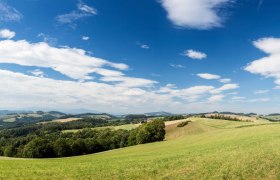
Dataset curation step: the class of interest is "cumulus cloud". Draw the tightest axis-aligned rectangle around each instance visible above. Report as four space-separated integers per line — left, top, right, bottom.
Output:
0 69 237 113
197 73 220 80
56 1 97 25
245 37 280 88
183 49 207 60
0 29 15 39
0 69 158 112
0 35 246 113
0 1 22 22
0 39 129 81
160 0 233 30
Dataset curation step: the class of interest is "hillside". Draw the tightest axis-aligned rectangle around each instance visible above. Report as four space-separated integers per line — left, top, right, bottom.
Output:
1 117 280 179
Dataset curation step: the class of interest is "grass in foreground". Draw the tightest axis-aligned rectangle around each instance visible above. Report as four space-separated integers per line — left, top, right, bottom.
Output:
1 118 280 179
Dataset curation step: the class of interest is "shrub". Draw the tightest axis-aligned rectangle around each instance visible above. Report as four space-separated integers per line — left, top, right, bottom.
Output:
177 121 191 127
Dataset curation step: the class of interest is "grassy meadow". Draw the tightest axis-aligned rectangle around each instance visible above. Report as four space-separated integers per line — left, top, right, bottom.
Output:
1 117 280 179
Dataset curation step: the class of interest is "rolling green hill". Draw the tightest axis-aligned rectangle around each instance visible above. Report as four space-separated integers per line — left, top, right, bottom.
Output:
1 118 280 179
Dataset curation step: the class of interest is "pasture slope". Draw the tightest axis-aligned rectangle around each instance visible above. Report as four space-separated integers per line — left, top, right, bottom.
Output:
1 118 280 179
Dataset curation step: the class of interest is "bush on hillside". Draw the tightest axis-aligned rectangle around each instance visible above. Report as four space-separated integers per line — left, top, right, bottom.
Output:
177 121 191 127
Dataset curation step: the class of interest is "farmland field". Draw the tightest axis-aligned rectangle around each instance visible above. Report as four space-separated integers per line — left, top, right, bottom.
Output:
1 117 280 179
40 117 82 124
63 123 141 133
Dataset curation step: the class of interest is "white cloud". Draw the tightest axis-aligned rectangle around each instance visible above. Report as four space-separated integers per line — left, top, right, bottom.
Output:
160 0 233 30
169 63 185 68
158 84 216 102
0 1 22 22
219 78 231 83
77 1 97 15
82 36 90 41
183 49 207 60
38 33 57 45
211 83 239 94
197 73 220 80
0 29 15 39
100 76 157 88
197 73 233 84
245 37 280 87
0 69 157 112
254 90 269 94
56 1 97 25
208 94 225 103
29 69 46 78
0 69 224 113
0 39 129 81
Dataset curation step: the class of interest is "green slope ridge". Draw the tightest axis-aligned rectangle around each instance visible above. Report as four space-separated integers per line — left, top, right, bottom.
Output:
1 118 280 179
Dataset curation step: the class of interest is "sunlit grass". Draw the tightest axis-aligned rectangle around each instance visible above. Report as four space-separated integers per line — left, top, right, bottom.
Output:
1 118 280 179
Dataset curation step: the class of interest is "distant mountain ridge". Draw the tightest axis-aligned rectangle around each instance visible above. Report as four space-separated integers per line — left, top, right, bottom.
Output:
144 111 174 116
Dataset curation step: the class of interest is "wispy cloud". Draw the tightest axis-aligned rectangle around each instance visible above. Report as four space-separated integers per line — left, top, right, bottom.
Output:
140 44 150 49
56 0 97 26
29 69 46 78
38 33 57 46
258 0 264 9
136 42 150 49
169 63 185 68
254 89 269 94
0 1 22 22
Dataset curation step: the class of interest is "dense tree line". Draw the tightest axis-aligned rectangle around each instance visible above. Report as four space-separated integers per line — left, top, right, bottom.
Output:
0 119 165 158
151 115 189 122
201 114 251 122
161 115 188 121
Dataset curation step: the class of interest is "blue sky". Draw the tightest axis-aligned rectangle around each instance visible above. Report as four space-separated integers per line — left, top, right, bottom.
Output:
0 0 279 114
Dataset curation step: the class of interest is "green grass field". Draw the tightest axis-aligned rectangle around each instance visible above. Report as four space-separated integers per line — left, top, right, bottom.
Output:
1 118 280 179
